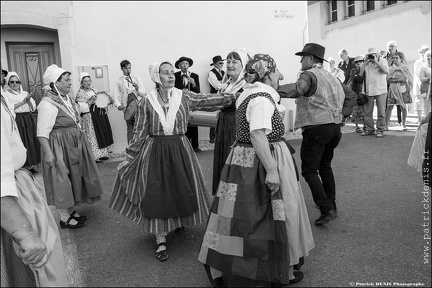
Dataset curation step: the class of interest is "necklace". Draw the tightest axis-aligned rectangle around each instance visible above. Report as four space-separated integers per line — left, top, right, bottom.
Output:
158 90 169 104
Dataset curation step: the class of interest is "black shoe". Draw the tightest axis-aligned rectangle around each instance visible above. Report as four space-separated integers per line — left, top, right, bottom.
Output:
99 156 109 160
314 210 337 225
194 148 202 153
95 159 103 163
156 243 169 261
60 216 87 229
293 257 304 271
214 277 224 287
289 270 304 284
28 168 38 175
70 210 89 222
332 201 337 213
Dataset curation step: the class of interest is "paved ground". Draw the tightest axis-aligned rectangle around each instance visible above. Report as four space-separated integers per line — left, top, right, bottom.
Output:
34 112 431 287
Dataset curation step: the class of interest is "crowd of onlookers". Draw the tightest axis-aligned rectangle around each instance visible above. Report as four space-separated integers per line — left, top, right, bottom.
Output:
325 41 431 138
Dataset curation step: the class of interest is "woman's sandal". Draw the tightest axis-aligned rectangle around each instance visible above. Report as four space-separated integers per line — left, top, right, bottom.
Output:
156 243 169 261
70 210 89 222
355 127 362 133
60 216 87 229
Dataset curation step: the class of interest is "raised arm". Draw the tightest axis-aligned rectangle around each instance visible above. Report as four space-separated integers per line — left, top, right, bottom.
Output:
183 91 236 111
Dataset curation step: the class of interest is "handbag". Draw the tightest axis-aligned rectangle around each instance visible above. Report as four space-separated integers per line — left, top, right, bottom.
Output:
402 91 412 104
357 74 368 106
124 93 138 121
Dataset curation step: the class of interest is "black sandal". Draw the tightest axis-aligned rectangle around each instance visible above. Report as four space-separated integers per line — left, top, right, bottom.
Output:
156 243 169 261
70 210 89 222
60 216 87 229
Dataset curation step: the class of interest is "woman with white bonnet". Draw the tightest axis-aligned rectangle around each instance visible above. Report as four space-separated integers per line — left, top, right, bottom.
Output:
109 61 235 262
37 64 104 229
75 72 114 163
199 54 314 287
3 71 41 174
327 57 345 83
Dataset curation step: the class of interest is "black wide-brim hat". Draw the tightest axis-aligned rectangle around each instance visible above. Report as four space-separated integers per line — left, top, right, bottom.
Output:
175 56 193 69
295 43 328 62
210 55 225 66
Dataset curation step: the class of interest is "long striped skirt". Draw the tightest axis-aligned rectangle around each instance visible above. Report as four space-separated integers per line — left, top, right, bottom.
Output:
109 134 211 234
199 141 314 285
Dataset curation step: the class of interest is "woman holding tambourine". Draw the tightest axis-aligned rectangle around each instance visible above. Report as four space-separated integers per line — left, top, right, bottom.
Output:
75 72 114 163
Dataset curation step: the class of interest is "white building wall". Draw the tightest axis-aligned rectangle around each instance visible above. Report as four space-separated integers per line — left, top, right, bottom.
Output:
68 1 307 152
1 1 308 153
307 1 431 70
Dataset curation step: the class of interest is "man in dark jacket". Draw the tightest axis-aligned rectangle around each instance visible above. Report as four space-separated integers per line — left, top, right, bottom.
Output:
174 56 202 152
338 49 355 85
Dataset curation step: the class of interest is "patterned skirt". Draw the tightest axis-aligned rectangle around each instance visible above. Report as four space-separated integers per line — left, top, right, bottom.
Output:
109 134 211 234
81 113 112 159
199 141 314 284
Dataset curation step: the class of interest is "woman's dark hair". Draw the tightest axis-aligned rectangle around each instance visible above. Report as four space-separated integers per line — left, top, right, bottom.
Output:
81 76 91 84
155 62 174 90
1 70 7 77
49 71 71 91
120 60 131 68
226 51 242 63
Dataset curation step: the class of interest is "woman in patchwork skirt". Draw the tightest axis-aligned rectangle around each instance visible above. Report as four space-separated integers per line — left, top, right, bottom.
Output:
199 54 314 287
109 61 235 262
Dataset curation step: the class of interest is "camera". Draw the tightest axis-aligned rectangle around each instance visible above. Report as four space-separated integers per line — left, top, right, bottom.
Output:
367 54 375 60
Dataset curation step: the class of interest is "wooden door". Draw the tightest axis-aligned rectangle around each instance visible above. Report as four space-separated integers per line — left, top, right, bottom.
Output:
6 43 57 106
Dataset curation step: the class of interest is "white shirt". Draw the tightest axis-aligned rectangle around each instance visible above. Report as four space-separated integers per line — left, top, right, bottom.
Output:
363 57 389 96
3 88 36 113
1 96 27 198
208 69 225 91
36 96 76 139
113 75 146 109
237 82 285 135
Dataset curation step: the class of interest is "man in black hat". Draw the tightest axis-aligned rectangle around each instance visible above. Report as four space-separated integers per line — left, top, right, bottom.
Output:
277 43 356 226
207 55 226 143
174 56 202 152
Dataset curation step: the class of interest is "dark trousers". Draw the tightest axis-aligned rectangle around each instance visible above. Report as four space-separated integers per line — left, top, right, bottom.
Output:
300 123 342 214
209 127 216 141
126 118 135 144
186 126 199 149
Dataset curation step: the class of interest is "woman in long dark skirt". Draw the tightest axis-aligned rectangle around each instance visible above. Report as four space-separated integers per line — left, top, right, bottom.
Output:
3 72 41 174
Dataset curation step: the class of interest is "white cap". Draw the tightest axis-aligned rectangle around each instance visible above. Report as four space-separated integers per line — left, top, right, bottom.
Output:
43 64 68 85
79 72 91 84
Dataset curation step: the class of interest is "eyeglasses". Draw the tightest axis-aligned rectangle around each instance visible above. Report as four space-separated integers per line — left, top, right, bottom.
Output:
9 81 21 84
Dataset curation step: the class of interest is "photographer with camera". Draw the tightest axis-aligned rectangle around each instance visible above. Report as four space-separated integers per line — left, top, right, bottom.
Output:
359 47 389 138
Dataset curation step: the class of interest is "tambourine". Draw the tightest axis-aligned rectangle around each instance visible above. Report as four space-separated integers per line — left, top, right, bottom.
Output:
94 92 112 109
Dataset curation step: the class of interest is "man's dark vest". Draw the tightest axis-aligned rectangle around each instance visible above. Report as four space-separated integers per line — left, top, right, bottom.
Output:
209 68 225 93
